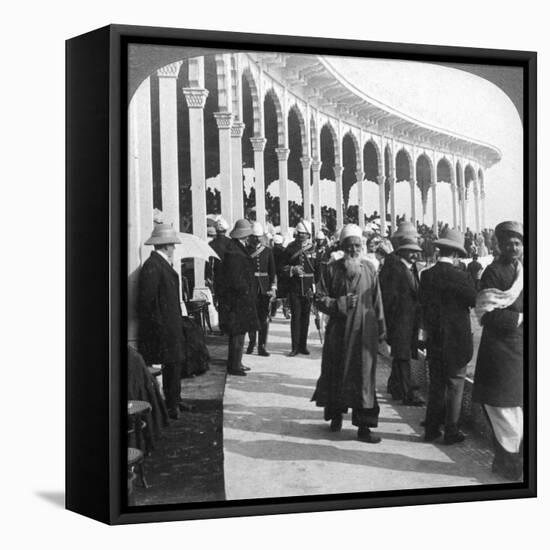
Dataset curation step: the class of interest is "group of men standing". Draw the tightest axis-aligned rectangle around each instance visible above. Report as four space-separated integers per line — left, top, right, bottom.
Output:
136 212 524 481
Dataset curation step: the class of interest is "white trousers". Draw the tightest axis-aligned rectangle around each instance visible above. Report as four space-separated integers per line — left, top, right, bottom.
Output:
484 405 523 453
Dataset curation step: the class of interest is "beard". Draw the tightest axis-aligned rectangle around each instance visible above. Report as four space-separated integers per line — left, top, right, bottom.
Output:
344 254 363 279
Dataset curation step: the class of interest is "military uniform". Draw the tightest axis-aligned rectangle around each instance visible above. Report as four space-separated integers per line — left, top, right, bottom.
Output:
246 244 277 355
282 239 316 354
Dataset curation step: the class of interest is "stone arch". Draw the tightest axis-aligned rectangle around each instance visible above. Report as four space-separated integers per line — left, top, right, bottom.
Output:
478 167 485 195
436 157 453 183
264 87 285 147
416 153 433 216
241 67 262 137
464 163 477 200
343 130 361 172
320 120 340 166
396 148 413 182
288 103 308 154
363 139 382 180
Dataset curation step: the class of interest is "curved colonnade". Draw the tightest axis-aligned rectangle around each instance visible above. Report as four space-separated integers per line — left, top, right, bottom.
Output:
128 51 501 340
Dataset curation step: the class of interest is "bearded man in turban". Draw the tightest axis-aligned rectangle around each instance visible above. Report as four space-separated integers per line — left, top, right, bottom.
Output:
312 224 386 443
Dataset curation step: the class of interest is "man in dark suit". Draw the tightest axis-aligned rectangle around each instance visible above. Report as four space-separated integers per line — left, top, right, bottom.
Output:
138 224 186 419
217 219 260 376
419 228 477 444
246 222 277 356
379 237 425 406
282 220 316 356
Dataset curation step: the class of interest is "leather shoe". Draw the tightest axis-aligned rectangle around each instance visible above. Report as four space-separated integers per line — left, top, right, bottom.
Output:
167 408 180 420
288 349 299 357
228 368 247 376
299 348 310 355
444 430 466 445
403 397 425 407
424 429 442 442
330 416 343 432
239 364 251 371
258 347 270 357
245 344 255 355
357 427 381 444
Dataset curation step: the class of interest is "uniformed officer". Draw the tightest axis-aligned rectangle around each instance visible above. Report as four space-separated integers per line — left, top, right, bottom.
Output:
282 219 316 356
246 222 277 356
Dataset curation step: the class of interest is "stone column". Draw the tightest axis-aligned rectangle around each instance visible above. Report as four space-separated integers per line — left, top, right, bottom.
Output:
451 183 458 229
409 180 416 225
276 147 290 236
157 62 182 230
312 160 322 234
432 179 438 237
473 179 481 233
458 185 466 232
389 175 396 233
231 121 246 222
356 170 365 229
301 156 312 222
183 87 209 289
128 78 154 344
214 112 234 226
481 192 487 230
157 63 183 300
377 175 387 236
334 164 344 229
250 137 267 228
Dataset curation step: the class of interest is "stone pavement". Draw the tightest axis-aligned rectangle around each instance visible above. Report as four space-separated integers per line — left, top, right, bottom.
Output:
223 315 508 501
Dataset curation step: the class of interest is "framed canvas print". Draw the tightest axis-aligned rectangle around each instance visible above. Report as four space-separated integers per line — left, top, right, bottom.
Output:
66 24 536 525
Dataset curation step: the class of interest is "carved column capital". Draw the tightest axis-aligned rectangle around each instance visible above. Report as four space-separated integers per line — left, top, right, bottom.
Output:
388 175 396 185
275 147 290 162
250 136 267 152
311 160 322 172
377 175 385 186
157 61 182 78
410 179 417 190
333 164 343 178
300 156 312 170
231 122 246 138
213 111 233 129
182 88 209 109
355 170 365 183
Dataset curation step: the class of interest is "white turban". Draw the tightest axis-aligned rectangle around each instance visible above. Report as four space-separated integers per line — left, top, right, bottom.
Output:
339 223 363 242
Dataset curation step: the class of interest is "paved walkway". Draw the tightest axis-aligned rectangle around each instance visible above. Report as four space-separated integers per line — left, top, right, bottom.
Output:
224 315 507 500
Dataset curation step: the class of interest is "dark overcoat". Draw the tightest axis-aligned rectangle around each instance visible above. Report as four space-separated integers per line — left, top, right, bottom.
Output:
418 261 477 372
282 240 316 296
379 253 420 360
473 259 523 407
312 259 385 414
137 251 185 365
217 239 259 335
209 234 232 293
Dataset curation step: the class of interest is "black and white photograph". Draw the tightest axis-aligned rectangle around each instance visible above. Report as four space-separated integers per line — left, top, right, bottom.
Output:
126 43 531 506
7 0 548 546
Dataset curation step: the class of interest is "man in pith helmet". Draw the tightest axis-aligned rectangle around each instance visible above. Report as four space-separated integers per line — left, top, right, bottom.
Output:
137 223 187 420
418 228 477 444
282 219 316 356
246 222 277 356
216 219 259 376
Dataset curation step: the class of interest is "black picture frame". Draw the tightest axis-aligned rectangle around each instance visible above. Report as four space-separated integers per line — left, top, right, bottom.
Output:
66 24 537 525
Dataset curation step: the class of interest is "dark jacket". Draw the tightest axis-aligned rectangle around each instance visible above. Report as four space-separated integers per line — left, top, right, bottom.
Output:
473 259 523 407
282 240 316 297
247 244 276 295
272 244 288 298
217 239 260 335
208 234 232 294
379 253 420 360
418 261 477 371
137 251 184 365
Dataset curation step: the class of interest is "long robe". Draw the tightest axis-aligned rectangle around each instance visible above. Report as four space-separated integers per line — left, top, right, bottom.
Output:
312 258 386 420
473 258 523 407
